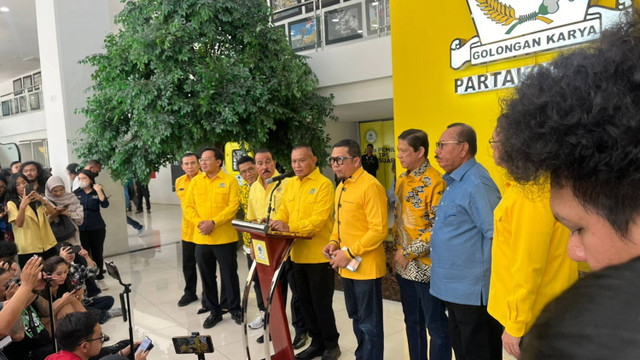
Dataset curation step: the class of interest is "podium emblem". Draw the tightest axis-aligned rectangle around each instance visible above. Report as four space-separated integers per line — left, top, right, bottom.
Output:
253 240 270 266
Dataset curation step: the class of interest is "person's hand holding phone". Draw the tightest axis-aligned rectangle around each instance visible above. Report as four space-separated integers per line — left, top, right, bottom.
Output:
19 187 34 209
60 247 73 261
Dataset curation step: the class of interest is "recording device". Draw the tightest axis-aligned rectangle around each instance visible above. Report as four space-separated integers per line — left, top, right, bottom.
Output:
105 261 122 283
25 184 34 195
265 171 295 185
172 333 214 354
135 336 154 355
63 245 82 255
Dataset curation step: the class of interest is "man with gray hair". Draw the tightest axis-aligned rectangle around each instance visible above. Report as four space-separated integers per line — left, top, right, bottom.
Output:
430 123 502 360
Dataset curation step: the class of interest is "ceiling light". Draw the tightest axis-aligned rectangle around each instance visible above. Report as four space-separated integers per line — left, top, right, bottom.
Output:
0 7 10 12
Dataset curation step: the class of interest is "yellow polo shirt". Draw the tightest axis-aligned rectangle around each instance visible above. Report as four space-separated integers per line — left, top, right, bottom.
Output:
183 171 240 245
330 167 388 280
272 168 334 264
488 181 578 337
247 170 289 222
175 174 196 242
7 201 57 255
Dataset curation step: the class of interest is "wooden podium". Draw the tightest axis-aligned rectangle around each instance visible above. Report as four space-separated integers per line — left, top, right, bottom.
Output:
232 220 311 360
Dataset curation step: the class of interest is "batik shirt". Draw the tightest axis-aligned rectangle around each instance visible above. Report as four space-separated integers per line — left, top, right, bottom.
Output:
393 161 445 283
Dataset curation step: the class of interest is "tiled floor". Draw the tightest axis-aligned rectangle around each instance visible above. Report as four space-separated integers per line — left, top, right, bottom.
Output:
99 204 512 359
98 204 408 359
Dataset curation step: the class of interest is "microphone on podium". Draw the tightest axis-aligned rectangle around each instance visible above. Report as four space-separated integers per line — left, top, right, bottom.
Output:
265 171 295 185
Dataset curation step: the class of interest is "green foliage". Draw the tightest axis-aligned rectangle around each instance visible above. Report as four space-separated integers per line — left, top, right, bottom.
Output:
75 0 335 183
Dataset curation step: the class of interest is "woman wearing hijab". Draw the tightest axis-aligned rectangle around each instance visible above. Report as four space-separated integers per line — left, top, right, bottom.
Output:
5 173 58 268
45 175 84 246
73 169 109 284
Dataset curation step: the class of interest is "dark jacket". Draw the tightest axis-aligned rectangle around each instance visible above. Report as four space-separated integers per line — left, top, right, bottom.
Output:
74 188 109 231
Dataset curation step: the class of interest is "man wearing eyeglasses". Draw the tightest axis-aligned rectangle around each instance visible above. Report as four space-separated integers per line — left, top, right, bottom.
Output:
246 149 307 348
45 311 147 360
270 145 339 360
183 147 241 329
430 123 502 360
322 139 388 360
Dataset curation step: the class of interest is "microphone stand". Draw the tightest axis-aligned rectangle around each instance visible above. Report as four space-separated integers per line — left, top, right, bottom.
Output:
107 264 135 360
265 179 283 226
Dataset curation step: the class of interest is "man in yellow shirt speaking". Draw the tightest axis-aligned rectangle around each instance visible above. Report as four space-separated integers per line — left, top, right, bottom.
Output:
323 139 388 360
183 147 241 329
247 148 307 348
270 145 340 360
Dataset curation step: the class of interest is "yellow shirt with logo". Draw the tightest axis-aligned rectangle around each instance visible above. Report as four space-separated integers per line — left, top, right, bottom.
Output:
175 174 196 242
273 168 334 264
7 201 58 255
330 167 388 280
487 181 578 337
247 170 289 222
183 171 240 245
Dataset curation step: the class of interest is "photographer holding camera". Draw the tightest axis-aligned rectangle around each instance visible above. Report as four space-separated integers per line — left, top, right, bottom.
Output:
0 255 56 360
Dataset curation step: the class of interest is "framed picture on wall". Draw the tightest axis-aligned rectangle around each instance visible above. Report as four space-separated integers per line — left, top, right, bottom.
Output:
1 100 10 116
271 0 301 22
304 0 339 14
289 16 319 52
32 71 42 90
11 99 19 114
13 78 23 95
29 93 41 111
324 3 363 45
33 71 42 85
23 75 33 92
18 96 27 113
365 0 390 34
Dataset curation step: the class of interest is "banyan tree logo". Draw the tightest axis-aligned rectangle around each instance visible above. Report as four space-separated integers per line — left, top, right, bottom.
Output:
450 0 632 70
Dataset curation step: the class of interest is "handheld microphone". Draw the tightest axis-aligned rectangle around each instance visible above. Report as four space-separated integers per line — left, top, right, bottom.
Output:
265 171 295 185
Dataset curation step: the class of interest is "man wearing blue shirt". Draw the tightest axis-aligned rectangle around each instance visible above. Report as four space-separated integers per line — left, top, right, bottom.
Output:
430 123 502 360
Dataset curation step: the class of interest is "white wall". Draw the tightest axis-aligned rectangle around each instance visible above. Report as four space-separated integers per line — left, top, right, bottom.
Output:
147 166 181 206
306 36 393 88
35 0 129 257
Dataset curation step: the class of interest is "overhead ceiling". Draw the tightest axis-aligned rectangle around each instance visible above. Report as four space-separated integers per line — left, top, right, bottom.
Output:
0 0 40 88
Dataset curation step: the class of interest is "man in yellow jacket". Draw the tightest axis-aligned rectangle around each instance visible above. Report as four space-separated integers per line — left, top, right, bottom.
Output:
488 130 578 358
323 139 388 360
183 147 240 329
175 152 202 308
247 148 307 348
271 145 340 360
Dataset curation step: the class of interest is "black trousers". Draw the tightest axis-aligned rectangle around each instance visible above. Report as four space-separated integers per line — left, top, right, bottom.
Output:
136 182 150 210
182 240 198 297
80 228 107 279
246 253 265 311
195 242 240 316
444 301 503 360
292 262 339 349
